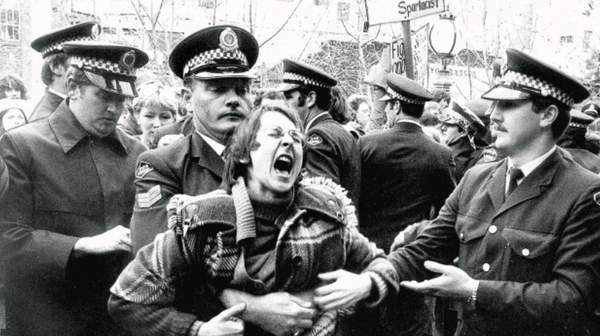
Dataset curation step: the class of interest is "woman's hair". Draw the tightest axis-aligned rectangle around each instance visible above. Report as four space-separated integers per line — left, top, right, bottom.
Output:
223 103 306 192
0 74 28 99
0 98 28 133
328 87 351 124
132 86 177 118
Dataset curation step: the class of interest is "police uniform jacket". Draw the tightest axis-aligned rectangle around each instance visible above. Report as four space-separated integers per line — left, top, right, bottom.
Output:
28 88 64 122
305 112 361 207
360 121 456 250
388 150 600 336
0 100 147 336
130 131 223 253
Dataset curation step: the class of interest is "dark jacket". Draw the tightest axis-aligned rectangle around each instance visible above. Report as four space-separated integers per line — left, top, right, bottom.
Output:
359 121 456 250
28 88 64 122
388 150 600 336
150 114 194 147
0 101 147 336
130 131 224 253
305 112 361 207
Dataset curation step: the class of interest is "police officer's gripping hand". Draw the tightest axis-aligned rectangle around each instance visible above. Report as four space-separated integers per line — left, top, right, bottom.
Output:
72 225 132 256
400 261 479 300
198 303 245 336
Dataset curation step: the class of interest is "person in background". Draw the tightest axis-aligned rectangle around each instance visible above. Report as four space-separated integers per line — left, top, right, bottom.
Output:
253 88 284 109
363 64 388 133
0 99 28 135
581 103 600 119
586 118 600 154
279 58 361 207
0 74 27 100
556 109 600 174
357 73 456 336
348 94 372 128
431 88 451 110
439 101 487 181
0 41 149 336
131 85 178 149
29 21 100 122
117 71 163 137
419 101 443 143
109 104 398 336
389 48 600 336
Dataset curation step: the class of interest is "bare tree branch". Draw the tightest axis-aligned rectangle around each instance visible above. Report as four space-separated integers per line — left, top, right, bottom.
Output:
259 0 304 48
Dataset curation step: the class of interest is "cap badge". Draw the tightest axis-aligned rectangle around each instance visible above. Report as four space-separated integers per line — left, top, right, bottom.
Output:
120 50 137 70
219 27 239 51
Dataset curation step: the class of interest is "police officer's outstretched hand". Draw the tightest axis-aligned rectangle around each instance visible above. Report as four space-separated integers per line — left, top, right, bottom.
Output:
72 225 132 256
400 261 479 300
199 303 245 336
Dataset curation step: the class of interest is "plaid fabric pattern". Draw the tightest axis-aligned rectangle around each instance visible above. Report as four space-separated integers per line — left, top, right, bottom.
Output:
284 72 333 89
501 70 575 107
40 36 94 57
72 55 137 76
183 48 248 77
385 86 427 105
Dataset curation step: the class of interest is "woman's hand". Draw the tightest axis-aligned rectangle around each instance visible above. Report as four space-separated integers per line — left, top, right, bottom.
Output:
198 303 245 336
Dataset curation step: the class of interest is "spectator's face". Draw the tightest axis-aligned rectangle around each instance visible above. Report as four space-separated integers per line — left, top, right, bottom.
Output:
440 122 463 144
4 88 21 99
137 107 175 137
489 100 541 156
1 108 26 131
356 102 371 126
247 111 304 202
71 84 125 137
190 78 252 144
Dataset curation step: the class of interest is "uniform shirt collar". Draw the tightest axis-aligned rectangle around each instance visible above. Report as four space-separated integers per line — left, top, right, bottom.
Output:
396 119 423 128
306 111 330 131
49 99 128 155
196 130 226 157
506 145 557 185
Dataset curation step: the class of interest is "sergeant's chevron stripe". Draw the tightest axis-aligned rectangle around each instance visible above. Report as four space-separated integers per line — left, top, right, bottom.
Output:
137 185 162 209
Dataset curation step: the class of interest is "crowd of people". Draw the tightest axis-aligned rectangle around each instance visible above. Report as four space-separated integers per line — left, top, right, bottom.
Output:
1 20 600 336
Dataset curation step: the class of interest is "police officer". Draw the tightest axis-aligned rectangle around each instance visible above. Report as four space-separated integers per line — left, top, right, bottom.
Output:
129 25 258 254
0 41 148 336
556 109 600 174
278 59 361 206
439 101 487 181
356 73 456 336
388 48 600 336
29 21 100 122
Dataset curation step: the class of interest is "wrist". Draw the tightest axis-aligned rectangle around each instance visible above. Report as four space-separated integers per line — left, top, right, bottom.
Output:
466 280 479 306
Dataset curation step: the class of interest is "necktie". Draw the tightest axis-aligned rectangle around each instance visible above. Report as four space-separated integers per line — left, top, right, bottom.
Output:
506 167 524 197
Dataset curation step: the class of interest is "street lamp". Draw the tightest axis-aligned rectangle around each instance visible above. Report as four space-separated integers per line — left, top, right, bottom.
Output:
429 12 458 92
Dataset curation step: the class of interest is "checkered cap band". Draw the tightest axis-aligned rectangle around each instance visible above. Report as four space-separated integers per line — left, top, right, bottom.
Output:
283 72 332 89
72 55 137 76
184 48 248 77
570 121 588 129
500 70 575 107
386 87 426 105
440 109 470 131
40 36 94 57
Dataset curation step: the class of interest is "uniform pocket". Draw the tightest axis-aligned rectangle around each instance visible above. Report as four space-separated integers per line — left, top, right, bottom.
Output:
500 227 559 282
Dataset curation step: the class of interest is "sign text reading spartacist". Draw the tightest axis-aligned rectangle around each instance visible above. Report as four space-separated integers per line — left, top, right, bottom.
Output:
367 0 445 25
398 0 442 19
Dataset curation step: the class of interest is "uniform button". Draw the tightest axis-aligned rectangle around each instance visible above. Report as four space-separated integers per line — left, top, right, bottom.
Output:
522 248 530 257
292 255 303 266
488 225 497 234
460 232 465 240
254 282 264 290
482 263 490 272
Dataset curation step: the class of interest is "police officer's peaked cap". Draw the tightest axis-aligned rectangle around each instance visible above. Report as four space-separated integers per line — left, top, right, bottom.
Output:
363 64 388 90
581 103 600 119
380 73 434 105
169 25 259 79
439 101 486 134
569 109 595 129
31 21 100 58
482 48 589 108
277 59 337 92
62 41 149 98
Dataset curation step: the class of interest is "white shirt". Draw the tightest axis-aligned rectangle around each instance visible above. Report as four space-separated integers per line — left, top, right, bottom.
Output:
196 131 226 158
505 145 557 194
48 87 67 99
